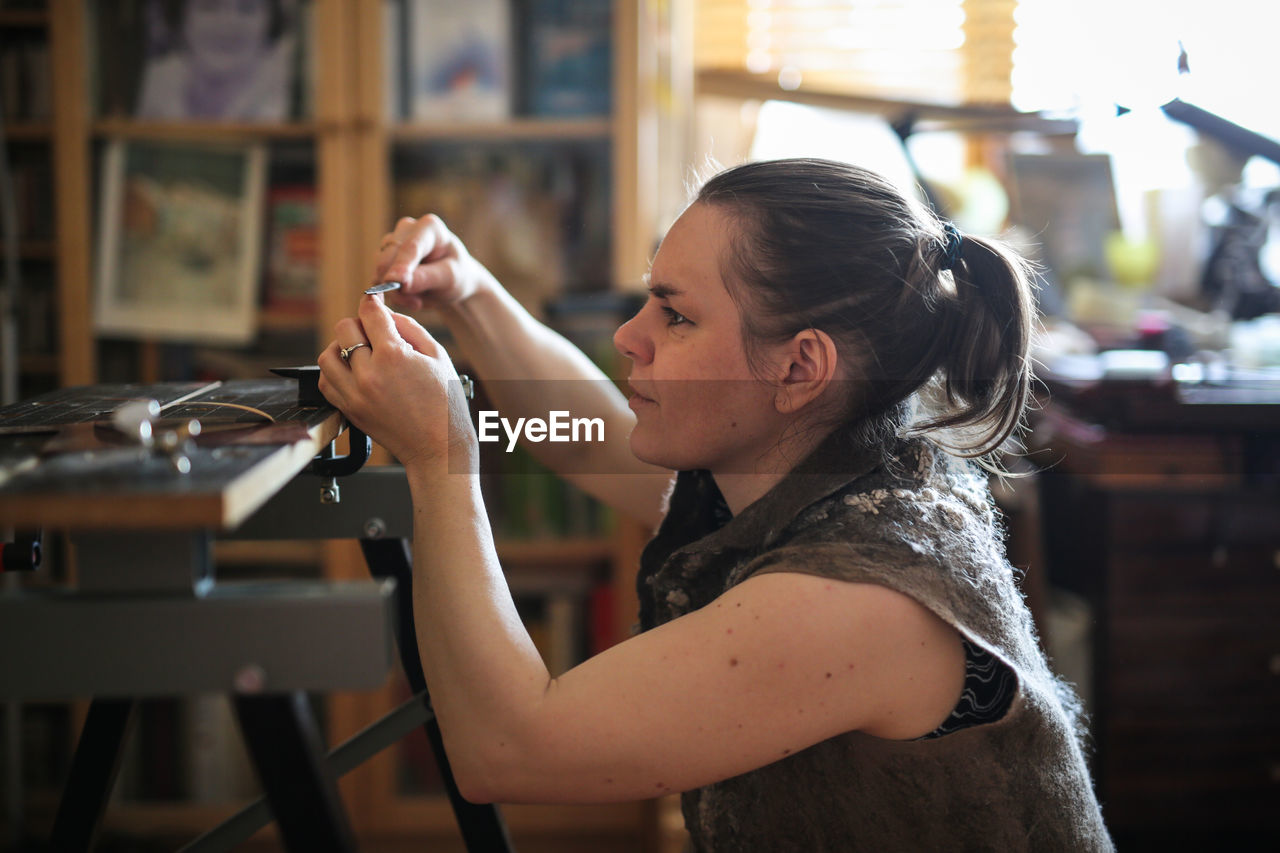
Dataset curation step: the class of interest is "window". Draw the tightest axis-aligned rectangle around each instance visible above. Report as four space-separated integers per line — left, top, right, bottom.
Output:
695 0 1014 105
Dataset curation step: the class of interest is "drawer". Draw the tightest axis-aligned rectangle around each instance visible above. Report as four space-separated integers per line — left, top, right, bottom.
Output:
1107 612 1280 706
1107 495 1280 549
1102 717 1280 829
1107 658 1280 709
1108 549 1280 603
1108 499 1215 546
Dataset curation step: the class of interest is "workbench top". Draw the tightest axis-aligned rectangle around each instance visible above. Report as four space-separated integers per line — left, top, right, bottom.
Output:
0 379 342 530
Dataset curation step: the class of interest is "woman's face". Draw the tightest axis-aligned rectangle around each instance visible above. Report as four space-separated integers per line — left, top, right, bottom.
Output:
183 0 273 76
614 203 787 474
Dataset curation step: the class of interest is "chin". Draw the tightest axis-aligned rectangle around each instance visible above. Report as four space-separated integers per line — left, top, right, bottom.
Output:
628 431 715 473
629 431 684 471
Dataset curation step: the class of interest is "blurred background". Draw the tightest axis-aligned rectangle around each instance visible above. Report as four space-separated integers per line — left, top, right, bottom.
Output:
1 1 1277 851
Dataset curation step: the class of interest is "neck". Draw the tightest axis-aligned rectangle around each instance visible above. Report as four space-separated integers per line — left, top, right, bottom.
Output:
711 470 788 516
710 423 832 515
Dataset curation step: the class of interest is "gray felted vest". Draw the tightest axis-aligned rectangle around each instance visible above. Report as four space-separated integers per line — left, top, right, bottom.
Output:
637 433 1113 852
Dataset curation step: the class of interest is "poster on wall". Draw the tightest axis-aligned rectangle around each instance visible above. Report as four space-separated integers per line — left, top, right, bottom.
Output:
94 139 266 345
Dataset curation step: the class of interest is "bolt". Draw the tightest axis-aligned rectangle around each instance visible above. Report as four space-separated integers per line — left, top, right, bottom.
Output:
363 517 387 539
234 664 267 694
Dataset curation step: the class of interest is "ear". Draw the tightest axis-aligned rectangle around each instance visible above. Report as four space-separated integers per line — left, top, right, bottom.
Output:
772 328 839 415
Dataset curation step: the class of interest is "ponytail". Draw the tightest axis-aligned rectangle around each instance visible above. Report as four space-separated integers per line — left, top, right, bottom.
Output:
914 232 1037 460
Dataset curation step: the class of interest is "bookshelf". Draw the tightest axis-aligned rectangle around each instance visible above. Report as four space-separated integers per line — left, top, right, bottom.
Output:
7 0 671 849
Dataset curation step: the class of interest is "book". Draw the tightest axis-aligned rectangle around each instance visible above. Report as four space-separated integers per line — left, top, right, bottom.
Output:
520 0 612 117
405 0 511 122
0 30 50 121
10 145 54 240
262 183 318 314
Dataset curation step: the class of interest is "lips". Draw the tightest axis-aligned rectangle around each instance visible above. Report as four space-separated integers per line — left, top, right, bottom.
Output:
626 380 656 407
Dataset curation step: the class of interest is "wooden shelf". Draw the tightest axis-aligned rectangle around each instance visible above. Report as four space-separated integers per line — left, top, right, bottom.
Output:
0 9 48 27
92 118 320 142
5 121 52 140
391 118 612 142
19 239 56 259
19 353 58 374
21 0 667 848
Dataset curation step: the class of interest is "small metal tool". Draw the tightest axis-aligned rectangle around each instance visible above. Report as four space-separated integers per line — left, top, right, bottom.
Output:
364 281 403 295
110 398 201 474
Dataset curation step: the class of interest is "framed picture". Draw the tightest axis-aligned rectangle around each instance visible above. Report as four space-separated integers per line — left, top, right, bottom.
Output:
93 0 302 121
94 139 267 345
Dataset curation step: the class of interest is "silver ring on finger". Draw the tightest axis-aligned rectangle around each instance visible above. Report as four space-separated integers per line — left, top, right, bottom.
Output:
339 342 370 363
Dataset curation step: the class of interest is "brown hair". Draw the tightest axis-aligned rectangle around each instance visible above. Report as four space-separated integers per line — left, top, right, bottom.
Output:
695 158 1036 461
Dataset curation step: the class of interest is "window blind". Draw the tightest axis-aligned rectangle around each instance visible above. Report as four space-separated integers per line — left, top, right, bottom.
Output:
695 0 1018 106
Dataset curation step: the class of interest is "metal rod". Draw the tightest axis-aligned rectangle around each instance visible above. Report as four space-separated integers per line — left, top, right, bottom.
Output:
181 692 432 853
49 699 137 853
232 692 356 853
360 538 516 852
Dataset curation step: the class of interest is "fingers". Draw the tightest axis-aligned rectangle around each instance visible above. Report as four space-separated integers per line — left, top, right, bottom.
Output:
333 316 369 353
390 309 441 355
383 215 449 289
357 294 403 350
373 217 419 278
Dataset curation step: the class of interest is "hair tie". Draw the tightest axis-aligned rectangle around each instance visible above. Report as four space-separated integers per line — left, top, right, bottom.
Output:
940 222 963 271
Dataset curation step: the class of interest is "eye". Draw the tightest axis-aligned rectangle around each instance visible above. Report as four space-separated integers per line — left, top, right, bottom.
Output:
661 306 690 327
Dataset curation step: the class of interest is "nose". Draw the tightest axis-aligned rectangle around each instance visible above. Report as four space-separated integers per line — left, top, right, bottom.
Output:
613 308 653 366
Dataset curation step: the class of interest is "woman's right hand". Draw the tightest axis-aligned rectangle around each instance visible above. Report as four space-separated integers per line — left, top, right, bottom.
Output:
374 214 489 312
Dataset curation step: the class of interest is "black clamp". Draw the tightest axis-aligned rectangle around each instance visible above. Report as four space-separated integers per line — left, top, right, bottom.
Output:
270 365 474 504
271 365 372 504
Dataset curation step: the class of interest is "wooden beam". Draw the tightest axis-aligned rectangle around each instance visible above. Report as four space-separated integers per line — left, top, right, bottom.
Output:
49 0 95 385
695 68 1077 136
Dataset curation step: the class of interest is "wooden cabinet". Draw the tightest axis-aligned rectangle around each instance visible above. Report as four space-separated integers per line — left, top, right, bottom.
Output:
10 0 671 848
1034 401 1280 850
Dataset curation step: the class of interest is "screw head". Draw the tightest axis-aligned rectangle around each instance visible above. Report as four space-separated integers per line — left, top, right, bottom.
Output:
234 664 267 694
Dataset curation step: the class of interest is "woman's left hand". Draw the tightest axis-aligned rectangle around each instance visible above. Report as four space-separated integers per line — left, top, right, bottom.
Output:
318 295 476 472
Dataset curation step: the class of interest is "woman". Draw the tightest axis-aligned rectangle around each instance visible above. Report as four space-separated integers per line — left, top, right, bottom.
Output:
318 158 1113 851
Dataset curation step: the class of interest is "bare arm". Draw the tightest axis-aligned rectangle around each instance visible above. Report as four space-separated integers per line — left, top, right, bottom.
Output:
409 464 965 804
379 215 669 527
317 297 965 805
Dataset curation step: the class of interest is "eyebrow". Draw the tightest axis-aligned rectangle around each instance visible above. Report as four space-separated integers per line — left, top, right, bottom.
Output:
645 279 683 299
